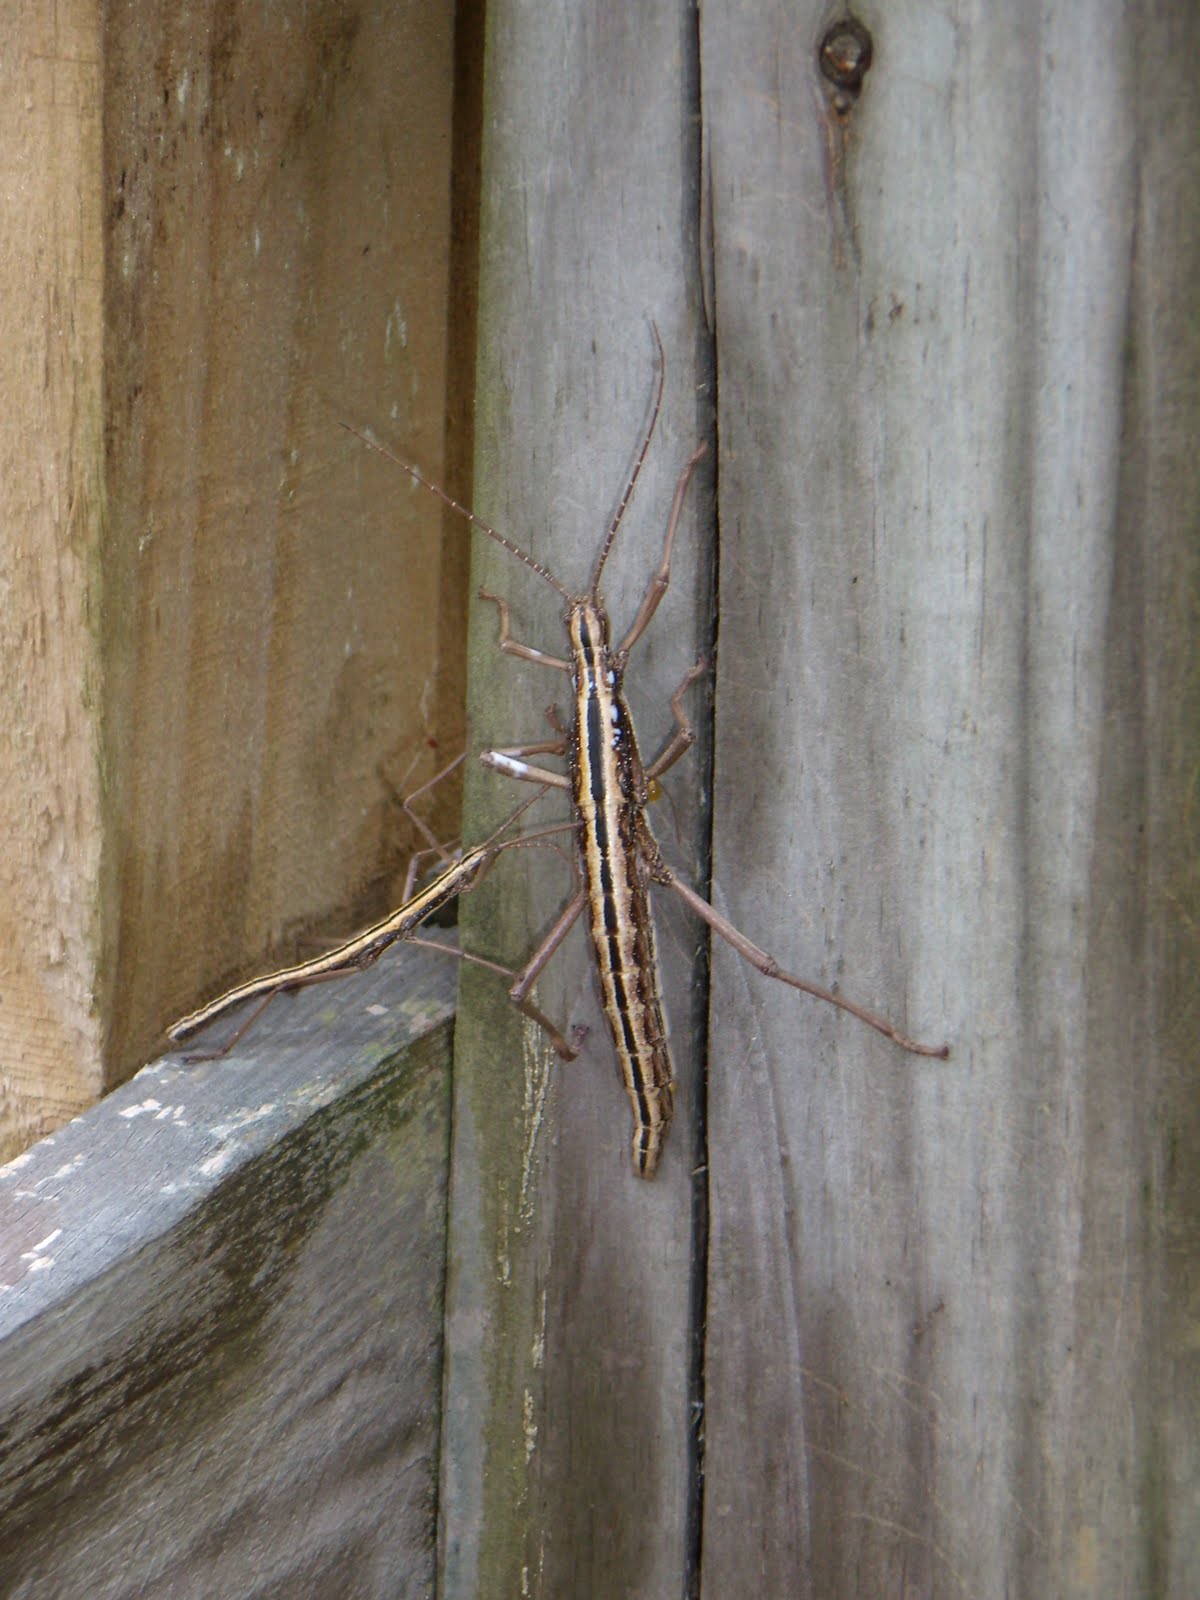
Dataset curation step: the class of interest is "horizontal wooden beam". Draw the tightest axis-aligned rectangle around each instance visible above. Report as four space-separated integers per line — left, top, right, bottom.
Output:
0 945 456 1596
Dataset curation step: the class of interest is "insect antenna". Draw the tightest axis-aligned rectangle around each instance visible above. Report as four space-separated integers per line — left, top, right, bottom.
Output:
588 323 667 601
339 421 571 601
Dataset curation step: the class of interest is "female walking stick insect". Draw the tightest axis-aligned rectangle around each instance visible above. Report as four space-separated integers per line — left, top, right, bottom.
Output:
346 327 948 1179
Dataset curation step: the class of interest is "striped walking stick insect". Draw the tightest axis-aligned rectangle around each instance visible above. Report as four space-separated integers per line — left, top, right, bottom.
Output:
168 775 577 1062
348 329 948 1178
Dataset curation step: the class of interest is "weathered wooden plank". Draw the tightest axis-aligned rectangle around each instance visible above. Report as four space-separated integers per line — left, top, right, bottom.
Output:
441 3 711 1594
0 2 105 1153
0 0 473 1160
99 0 470 1089
701 2 1198 1595
0 947 455 1599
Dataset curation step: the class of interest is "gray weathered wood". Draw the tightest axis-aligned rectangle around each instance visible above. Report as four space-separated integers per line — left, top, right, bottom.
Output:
701 2 1198 1596
441 1 1198 1595
0 947 455 1599
441 3 711 1595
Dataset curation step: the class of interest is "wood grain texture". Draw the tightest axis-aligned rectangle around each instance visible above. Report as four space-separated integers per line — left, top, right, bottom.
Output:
0 3 105 1154
0 945 455 1599
0 0 474 1159
701 2 1199 1595
440 4 712 1595
99 0 470 1089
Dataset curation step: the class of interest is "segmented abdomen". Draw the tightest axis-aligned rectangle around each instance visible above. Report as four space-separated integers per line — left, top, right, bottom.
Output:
570 603 675 1178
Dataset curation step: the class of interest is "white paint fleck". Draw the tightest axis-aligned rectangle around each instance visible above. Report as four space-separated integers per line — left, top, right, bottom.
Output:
25 1228 62 1256
176 70 190 108
366 1003 388 1017
120 1098 163 1120
384 300 408 356
211 1104 277 1139
518 1024 552 1220
531 1289 546 1368
199 1147 236 1178
522 1388 538 1461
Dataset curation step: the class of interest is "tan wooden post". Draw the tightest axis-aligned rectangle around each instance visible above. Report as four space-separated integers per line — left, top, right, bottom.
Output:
0 1 474 1159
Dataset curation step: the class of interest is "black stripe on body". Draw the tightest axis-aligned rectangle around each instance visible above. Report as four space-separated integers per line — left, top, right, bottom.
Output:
169 850 488 1039
569 602 675 1177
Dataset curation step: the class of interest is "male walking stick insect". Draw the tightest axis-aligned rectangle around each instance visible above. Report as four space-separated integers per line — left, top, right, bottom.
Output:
168 776 577 1062
346 328 948 1178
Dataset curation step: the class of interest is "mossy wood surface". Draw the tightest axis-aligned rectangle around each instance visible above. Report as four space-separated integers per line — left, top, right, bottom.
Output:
0 947 454 1599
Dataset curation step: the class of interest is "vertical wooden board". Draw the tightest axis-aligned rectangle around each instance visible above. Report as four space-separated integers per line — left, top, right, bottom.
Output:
0 4 105 1154
0 948 456 1598
440 4 712 1595
98 0 469 1087
701 2 1198 1596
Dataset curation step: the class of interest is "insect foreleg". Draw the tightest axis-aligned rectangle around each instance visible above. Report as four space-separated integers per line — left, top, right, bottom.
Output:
613 440 707 663
482 750 571 788
478 589 571 672
388 749 468 864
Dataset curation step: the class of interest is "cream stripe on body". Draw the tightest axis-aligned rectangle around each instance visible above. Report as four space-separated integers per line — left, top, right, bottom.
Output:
168 847 490 1042
569 603 674 1178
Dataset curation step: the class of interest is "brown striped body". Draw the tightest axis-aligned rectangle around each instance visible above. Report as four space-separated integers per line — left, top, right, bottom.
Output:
568 601 675 1177
168 845 494 1043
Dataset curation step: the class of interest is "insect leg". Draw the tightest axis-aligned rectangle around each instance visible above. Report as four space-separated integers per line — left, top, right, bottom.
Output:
644 656 709 782
376 749 470 867
180 961 380 1062
407 935 580 1060
653 862 950 1059
478 589 571 672
505 889 588 1004
448 823 585 1056
481 748 571 788
613 441 708 663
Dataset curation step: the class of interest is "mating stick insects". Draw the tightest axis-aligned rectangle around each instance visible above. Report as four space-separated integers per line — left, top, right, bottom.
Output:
346 329 947 1178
